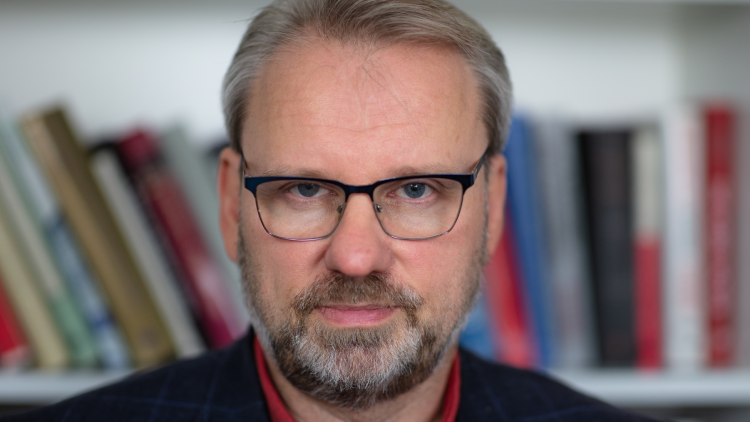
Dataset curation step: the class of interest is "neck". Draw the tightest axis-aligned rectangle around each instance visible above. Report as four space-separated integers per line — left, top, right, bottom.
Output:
261 342 458 422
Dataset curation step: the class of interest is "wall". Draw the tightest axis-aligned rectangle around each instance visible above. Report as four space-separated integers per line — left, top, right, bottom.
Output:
0 0 684 144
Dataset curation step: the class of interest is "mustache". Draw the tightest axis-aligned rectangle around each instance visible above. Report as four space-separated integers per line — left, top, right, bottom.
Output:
291 272 424 321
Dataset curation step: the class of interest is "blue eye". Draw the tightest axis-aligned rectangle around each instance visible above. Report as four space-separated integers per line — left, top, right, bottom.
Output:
292 183 322 198
396 182 432 199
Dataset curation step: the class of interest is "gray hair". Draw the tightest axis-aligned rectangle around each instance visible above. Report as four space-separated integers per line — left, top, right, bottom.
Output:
222 0 512 155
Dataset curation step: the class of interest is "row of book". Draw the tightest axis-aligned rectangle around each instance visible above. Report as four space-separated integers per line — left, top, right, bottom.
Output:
0 105 249 370
460 103 740 371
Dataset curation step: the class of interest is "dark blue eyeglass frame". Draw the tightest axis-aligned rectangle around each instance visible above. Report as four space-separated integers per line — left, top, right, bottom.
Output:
240 152 487 241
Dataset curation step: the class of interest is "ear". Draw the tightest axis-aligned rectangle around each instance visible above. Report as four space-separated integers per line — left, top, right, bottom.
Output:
485 154 507 259
218 147 242 263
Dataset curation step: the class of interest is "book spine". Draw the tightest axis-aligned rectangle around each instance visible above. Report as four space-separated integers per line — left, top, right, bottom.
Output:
160 126 249 327
704 103 736 368
0 275 30 368
0 194 68 369
91 147 205 357
578 129 636 367
505 116 555 368
484 213 537 368
662 105 706 371
632 125 663 370
0 117 130 369
20 108 174 367
532 117 596 369
117 130 243 348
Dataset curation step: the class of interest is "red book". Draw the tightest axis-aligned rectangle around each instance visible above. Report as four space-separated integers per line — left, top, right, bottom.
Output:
0 273 30 368
632 127 663 370
484 216 536 368
634 236 661 369
117 130 244 349
704 103 736 367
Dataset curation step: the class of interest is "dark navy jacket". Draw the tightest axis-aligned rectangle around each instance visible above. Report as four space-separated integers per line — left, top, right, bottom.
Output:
4 331 660 421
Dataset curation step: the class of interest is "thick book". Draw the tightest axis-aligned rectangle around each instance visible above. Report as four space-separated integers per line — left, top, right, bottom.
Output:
504 115 555 368
160 126 249 327
116 130 245 348
532 117 595 369
20 107 174 367
631 125 663 370
703 103 737 368
662 105 706 372
578 128 636 367
0 116 130 369
0 138 98 368
0 190 69 369
0 274 30 368
91 145 205 358
484 213 537 368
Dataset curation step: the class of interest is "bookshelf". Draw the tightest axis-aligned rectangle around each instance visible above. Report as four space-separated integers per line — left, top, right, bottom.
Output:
0 0 749 420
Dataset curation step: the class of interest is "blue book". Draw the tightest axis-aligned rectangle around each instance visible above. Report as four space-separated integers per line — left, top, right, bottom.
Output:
459 292 499 361
504 115 556 368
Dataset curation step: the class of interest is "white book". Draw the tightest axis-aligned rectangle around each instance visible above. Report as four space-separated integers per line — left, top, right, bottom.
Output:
532 116 595 369
662 105 706 372
160 126 249 327
91 148 205 357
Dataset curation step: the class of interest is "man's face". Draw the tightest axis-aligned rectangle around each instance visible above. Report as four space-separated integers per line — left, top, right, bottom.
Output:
224 39 505 408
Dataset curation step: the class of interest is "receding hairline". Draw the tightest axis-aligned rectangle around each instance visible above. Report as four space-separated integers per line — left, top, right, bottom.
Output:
223 0 512 156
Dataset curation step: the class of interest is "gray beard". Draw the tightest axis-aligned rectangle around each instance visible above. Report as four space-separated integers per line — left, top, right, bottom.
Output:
237 214 485 409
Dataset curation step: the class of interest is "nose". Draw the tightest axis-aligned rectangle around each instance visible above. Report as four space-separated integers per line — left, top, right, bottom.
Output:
324 193 392 277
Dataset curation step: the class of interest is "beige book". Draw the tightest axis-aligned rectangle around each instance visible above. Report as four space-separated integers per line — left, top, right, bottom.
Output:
0 196 69 369
20 107 175 367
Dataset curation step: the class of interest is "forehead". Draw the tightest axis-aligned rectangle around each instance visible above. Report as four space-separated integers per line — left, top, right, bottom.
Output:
242 39 486 181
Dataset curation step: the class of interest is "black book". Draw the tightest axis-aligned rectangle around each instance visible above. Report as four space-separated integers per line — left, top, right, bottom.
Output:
578 129 635 367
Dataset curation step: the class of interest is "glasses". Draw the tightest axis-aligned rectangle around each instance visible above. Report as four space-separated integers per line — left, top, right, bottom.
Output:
242 153 486 241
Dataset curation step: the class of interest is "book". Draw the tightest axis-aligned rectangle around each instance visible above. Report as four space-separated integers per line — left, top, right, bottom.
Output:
0 274 30 368
20 107 174 367
0 115 130 370
116 129 245 348
159 126 249 327
532 117 595 369
504 115 555 368
703 103 737 368
91 144 205 358
662 105 706 371
631 125 663 370
0 188 69 369
578 128 636 367
0 135 98 368
458 291 497 362
484 213 537 368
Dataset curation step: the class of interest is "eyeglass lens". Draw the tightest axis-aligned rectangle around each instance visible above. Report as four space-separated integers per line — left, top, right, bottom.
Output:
254 177 465 240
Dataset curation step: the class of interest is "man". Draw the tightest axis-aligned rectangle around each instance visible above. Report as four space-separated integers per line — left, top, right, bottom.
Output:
5 0 659 421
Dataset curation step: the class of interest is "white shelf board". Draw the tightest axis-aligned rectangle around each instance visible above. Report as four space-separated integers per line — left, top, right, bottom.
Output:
0 370 131 404
2 369 750 407
552 369 750 407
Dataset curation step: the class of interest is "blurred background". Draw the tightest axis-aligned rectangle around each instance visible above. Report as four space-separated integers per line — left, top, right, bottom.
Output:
0 0 749 420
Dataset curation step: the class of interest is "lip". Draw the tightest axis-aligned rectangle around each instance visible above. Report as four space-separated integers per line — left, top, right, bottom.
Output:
316 305 397 327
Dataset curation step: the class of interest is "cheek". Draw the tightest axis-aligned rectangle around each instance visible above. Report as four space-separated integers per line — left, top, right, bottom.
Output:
391 194 483 317
241 201 327 320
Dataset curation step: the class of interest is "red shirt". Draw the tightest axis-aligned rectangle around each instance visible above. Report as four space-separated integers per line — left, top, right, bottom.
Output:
254 338 461 422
